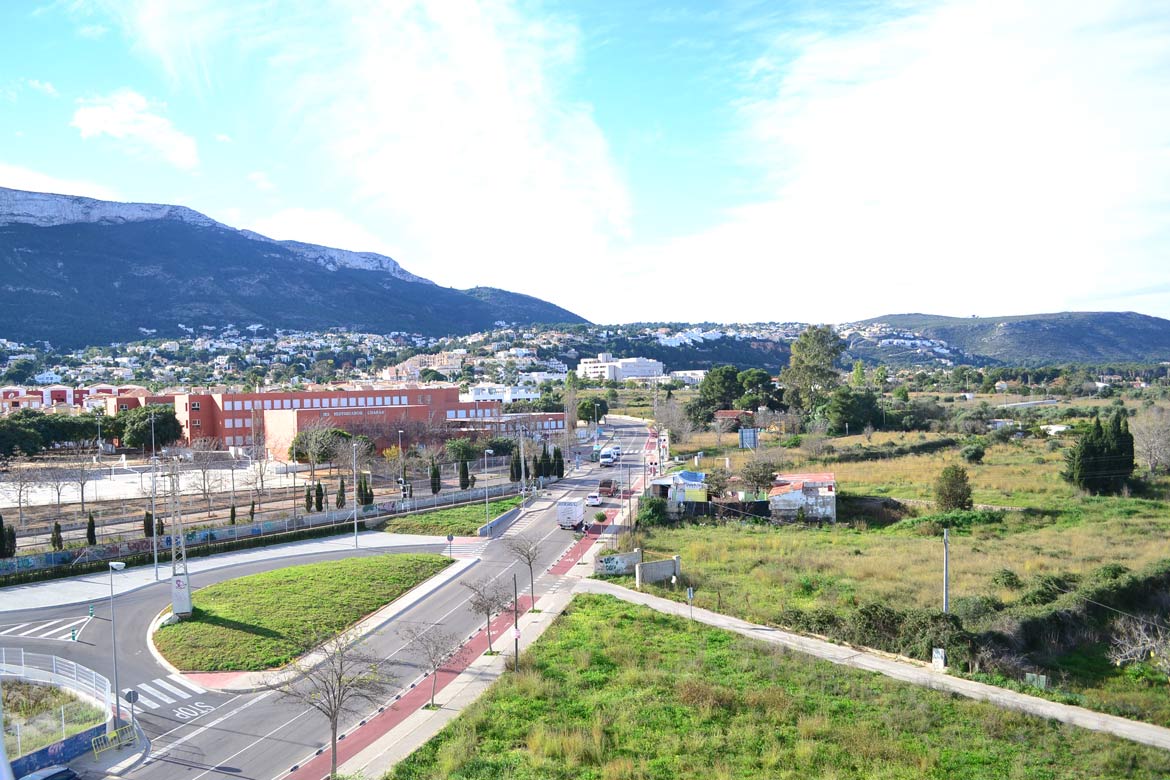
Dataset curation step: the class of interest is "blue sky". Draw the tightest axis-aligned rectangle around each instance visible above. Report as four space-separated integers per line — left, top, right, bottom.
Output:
3 1 1170 326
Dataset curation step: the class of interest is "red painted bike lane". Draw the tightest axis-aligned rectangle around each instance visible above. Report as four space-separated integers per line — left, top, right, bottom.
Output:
284 594 536 780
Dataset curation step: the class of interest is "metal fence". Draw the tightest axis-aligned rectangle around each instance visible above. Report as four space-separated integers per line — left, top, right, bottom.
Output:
0 648 113 760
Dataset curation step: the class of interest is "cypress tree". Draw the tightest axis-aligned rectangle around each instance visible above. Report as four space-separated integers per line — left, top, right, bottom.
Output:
0 514 7 557
337 477 346 509
144 510 155 538
458 460 470 490
430 458 441 495
156 515 165 537
540 446 552 480
51 521 63 551
532 454 541 480
249 499 256 521
229 505 237 525
315 481 324 512
553 447 564 478
510 450 521 482
305 485 313 513
1119 415 1135 485
4 525 15 559
86 513 97 546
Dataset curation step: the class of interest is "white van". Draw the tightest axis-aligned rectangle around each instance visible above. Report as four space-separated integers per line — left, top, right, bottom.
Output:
599 449 614 466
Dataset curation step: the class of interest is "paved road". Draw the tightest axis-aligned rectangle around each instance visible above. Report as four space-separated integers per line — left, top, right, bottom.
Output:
2 419 653 780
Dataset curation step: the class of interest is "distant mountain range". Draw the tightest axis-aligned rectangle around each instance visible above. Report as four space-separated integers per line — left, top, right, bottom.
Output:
0 187 586 347
856 312 1170 365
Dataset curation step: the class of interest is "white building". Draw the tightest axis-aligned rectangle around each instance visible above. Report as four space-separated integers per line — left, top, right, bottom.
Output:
459 383 542 404
576 353 664 382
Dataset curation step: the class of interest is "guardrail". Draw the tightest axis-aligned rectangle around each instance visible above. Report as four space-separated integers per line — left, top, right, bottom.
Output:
91 724 136 756
0 648 112 715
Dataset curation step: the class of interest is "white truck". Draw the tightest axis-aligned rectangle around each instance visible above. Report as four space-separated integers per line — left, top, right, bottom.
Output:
556 497 586 529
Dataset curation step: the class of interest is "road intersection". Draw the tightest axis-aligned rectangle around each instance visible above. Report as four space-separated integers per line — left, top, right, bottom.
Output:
1 418 654 780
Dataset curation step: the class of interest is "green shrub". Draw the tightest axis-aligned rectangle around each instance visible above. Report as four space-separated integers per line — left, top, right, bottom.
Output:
991 568 1023 590
960 443 985 463
1020 573 1077 606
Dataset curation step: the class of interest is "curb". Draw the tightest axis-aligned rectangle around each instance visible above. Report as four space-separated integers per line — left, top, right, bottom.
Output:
145 555 479 693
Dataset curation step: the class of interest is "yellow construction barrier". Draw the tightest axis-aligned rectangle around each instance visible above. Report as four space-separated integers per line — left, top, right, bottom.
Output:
92 724 136 757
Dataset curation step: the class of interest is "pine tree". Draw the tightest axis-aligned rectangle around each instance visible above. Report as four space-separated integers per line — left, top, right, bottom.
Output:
935 465 973 511
144 510 155 538
229 505 237 525
315 481 324 512
51 521 64 551
459 460 471 490
305 485 313 513
430 458 441 495
86 513 97 546
337 477 346 509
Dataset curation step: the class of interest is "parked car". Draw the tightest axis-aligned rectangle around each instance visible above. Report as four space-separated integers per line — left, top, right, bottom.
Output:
18 766 81 780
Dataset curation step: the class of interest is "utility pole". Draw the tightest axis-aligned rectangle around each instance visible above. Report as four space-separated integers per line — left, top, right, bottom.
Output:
149 411 159 580
352 441 359 549
942 528 949 614
513 572 520 671
170 460 192 618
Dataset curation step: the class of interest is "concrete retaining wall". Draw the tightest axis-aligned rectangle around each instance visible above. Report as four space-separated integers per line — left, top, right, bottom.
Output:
10 721 108 778
635 555 680 588
478 507 521 538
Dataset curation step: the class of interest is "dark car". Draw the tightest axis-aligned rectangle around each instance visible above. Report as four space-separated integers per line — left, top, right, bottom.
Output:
17 765 81 780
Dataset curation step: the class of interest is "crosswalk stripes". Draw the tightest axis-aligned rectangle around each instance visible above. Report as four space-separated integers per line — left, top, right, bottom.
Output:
127 674 207 710
0 615 93 640
448 540 488 558
502 512 540 538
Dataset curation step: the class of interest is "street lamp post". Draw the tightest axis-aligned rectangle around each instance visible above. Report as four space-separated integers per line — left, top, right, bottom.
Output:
483 449 494 530
352 441 360 550
108 561 126 729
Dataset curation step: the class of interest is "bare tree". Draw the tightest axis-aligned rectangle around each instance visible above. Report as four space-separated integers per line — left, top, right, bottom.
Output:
1107 616 1170 681
1132 406 1170 474
296 418 343 481
655 399 694 444
0 454 37 526
863 423 875 443
505 535 541 605
399 624 465 709
64 443 95 515
462 578 511 655
277 627 396 778
190 437 224 516
37 464 71 515
714 416 737 447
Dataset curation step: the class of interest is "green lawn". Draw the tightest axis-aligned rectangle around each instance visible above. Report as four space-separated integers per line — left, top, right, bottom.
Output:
383 496 525 535
388 594 1170 780
154 554 451 671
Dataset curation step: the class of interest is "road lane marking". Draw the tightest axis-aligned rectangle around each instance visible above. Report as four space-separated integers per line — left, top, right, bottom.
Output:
146 691 273 764
138 682 176 704
41 617 87 638
150 695 240 742
191 709 312 780
168 674 207 694
0 623 30 636
153 678 193 699
133 693 161 709
17 619 68 636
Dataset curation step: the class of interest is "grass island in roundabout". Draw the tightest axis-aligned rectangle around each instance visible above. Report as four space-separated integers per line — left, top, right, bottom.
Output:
153 554 451 671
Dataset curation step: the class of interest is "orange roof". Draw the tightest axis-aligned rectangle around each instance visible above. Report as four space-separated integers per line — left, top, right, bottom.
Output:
768 472 836 497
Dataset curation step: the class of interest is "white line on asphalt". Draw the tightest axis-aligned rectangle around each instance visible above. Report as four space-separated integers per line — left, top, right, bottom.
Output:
146 691 273 764
133 693 161 709
40 617 87 638
152 678 192 699
0 623 30 636
17 619 65 636
168 673 207 694
192 708 312 780
150 695 241 743
137 682 176 704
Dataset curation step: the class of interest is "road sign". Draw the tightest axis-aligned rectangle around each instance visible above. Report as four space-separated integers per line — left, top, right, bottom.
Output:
446 534 454 542
686 587 694 602
122 689 139 703
512 626 521 640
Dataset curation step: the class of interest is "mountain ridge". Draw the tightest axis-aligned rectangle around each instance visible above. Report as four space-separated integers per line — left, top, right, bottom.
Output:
0 186 587 347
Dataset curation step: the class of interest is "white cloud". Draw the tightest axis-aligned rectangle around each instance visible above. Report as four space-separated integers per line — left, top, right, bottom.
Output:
248 208 398 257
609 0 1170 324
26 79 58 97
214 133 232 143
0 162 121 200
246 171 274 191
78 24 109 39
89 0 629 296
71 89 199 170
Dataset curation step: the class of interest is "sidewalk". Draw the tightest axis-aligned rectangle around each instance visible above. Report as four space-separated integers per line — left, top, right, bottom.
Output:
575 578 1170 753
0 531 450 612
